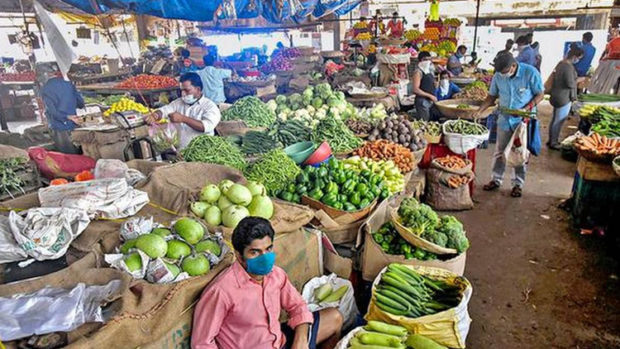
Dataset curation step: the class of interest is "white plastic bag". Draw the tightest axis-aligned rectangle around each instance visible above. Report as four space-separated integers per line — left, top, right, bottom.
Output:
0 216 28 264
94 159 146 186
442 121 490 155
503 122 529 167
8 208 90 262
0 280 121 341
334 326 365 349
38 178 149 219
302 274 359 331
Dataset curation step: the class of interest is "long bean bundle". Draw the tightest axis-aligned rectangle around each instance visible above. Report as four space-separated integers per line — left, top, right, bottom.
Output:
181 135 247 171
221 96 275 128
244 149 300 195
312 115 363 153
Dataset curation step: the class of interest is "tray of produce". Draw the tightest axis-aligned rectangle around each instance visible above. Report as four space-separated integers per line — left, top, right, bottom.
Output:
435 99 493 119
578 104 620 138
411 120 442 144
453 81 488 101
574 133 620 163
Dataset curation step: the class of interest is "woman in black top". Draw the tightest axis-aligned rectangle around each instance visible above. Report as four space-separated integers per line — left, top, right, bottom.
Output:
548 46 584 149
412 51 438 121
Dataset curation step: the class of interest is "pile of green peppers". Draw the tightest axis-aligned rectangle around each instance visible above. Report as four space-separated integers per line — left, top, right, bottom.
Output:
277 158 389 211
372 222 437 261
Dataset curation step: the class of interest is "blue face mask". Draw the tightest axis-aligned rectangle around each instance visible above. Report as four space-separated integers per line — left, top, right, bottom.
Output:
245 252 276 275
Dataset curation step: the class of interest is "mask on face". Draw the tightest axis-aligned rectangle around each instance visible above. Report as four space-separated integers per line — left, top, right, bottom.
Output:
419 60 432 74
245 251 276 275
182 94 198 105
440 79 450 89
573 58 581 64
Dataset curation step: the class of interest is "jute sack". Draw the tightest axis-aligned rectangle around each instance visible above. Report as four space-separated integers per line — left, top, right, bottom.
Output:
360 199 466 281
425 168 474 211
135 162 246 215
0 144 28 159
71 129 129 161
67 252 234 348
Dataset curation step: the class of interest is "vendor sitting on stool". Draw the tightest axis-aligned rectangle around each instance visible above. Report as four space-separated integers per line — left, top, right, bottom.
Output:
192 217 343 349
145 72 220 149
435 71 461 101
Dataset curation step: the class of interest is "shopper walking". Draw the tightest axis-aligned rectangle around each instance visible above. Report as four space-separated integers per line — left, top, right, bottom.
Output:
411 51 439 121
515 36 537 67
474 54 544 197
548 47 584 149
40 67 84 154
197 54 233 104
571 32 596 77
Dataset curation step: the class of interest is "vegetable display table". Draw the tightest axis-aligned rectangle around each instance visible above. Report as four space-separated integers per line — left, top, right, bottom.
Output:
569 172 620 231
78 82 180 108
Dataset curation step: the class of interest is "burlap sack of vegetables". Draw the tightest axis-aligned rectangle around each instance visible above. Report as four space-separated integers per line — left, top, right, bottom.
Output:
425 168 474 211
139 162 313 236
0 144 28 159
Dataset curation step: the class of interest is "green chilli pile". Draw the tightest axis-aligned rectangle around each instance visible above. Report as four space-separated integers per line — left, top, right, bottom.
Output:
221 96 275 128
181 135 246 171
311 115 363 153
244 149 301 195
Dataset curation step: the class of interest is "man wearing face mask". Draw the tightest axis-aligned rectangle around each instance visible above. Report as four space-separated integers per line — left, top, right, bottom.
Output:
435 71 461 101
192 217 343 349
474 53 544 198
412 51 439 121
447 45 467 76
515 35 537 67
145 72 220 149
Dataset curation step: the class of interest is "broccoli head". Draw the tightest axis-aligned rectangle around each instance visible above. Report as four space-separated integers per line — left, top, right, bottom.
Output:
437 215 470 253
422 230 448 247
398 198 439 235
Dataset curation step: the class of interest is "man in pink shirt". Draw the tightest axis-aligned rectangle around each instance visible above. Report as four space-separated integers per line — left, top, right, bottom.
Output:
192 217 343 349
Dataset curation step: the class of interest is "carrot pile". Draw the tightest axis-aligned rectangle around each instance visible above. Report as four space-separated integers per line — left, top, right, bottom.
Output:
434 155 470 170
575 133 620 157
447 175 470 188
353 140 416 172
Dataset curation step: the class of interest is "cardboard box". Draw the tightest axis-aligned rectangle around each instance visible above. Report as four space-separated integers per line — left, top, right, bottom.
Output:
577 156 620 182
320 231 353 279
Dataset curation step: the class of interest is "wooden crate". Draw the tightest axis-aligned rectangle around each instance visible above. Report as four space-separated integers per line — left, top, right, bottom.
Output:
576 156 620 182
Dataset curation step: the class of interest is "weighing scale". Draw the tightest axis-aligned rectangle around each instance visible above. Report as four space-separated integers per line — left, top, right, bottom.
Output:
109 110 157 161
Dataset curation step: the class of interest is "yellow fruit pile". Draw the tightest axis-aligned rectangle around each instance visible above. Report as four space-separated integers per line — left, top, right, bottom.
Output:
355 32 372 40
405 29 422 41
103 97 149 116
421 28 440 40
579 104 620 117
443 18 462 26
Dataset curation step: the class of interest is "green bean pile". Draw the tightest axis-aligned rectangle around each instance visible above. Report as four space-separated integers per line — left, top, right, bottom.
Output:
181 135 247 171
221 96 275 128
0 157 27 199
444 119 488 136
245 149 300 195
311 115 363 153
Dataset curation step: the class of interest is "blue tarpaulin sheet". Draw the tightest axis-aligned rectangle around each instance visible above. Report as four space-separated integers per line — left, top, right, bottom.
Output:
57 0 360 23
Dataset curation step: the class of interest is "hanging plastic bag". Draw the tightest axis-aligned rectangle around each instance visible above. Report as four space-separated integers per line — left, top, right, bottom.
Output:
149 122 179 153
504 122 530 167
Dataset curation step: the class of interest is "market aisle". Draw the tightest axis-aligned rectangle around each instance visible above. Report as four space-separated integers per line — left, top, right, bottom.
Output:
457 102 620 348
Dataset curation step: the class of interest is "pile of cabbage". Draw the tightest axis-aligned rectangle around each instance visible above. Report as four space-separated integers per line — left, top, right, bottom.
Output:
265 83 358 128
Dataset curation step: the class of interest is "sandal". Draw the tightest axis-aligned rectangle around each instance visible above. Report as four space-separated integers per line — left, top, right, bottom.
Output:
511 186 522 197
483 181 500 191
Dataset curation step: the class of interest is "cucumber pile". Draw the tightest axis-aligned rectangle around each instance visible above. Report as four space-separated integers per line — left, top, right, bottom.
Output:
373 264 462 318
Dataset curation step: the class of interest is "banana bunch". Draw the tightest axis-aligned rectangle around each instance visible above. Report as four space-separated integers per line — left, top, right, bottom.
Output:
578 104 620 118
103 97 149 116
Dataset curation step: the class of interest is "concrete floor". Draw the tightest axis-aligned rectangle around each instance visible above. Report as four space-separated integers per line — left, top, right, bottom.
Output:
457 102 620 348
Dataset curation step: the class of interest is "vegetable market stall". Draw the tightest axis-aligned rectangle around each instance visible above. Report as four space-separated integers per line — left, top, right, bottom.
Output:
78 74 180 108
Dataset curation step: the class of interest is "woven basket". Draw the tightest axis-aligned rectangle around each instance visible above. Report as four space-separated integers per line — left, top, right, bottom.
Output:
435 99 494 120
390 209 458 255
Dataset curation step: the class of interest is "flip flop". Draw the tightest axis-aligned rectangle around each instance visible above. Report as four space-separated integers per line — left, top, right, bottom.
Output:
511 186 522 197
483 181 500 191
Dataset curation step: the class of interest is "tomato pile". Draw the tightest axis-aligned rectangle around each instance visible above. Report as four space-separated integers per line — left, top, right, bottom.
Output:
0 71 35 82
116 74 178 89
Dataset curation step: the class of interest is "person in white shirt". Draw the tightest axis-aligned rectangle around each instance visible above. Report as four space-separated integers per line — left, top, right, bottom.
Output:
145 72 221 149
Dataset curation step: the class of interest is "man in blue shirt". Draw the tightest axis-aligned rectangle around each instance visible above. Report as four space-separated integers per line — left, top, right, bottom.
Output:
40 69 84 154
447 45 467 76
570 32 596 77
435 71 461 101
475 53 544 197
515 36 537 67
196 54 232 104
